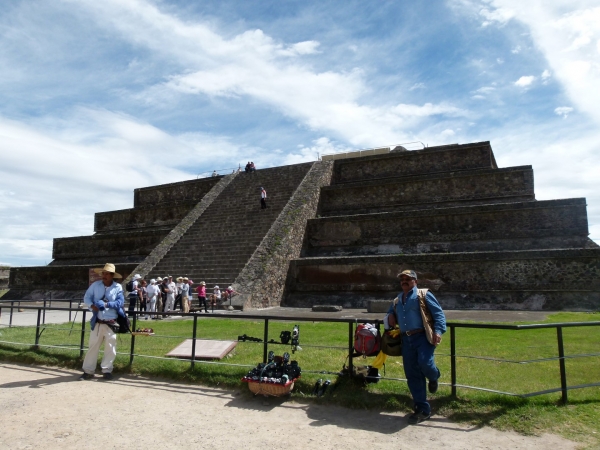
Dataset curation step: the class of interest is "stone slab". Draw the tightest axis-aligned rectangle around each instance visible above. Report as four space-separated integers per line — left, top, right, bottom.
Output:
367 300 391 313
311 305 343 312
166 339 237 360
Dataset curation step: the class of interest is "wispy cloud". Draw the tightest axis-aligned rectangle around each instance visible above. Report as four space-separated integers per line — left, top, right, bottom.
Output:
514 75 536 87
554 106 574 118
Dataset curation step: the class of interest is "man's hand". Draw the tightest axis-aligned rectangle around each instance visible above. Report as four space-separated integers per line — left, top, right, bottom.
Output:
433 333 442 346
91 305 99 312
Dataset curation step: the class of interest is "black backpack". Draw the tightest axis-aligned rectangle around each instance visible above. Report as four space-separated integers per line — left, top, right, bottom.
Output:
116 310 131 334
126 279 135 292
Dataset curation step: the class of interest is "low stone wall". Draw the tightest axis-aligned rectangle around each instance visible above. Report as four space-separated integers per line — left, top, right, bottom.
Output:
94 201 198 232
332 141 496 184
305 198 593 256
232 160 333 309
4 263 138 300
122 172 239 285
134 176 223 207
52 229 170 260
282 249 600 310
319 166 535 216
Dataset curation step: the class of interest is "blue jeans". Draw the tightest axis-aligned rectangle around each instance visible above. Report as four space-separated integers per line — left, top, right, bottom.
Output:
402 332 440 414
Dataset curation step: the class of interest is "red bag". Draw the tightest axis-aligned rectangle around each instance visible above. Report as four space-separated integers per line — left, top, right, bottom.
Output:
354 323 381 357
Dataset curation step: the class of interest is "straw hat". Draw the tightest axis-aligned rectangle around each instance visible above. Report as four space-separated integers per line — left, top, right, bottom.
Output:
183 277 189 281
156 277 163 282
214 285 219 289
200 281 206 286
93 263 122 279
176 277 183 282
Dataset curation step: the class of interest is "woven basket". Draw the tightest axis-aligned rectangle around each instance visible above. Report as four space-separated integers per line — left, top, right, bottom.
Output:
245 380 295 397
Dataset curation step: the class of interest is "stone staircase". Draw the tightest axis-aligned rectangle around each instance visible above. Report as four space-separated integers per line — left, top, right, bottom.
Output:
146 163 313 288
283 142 600 310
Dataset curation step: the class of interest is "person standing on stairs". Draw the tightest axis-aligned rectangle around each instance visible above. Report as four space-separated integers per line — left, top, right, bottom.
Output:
260 187 267 209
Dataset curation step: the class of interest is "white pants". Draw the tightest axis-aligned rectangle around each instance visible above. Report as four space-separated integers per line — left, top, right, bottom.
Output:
165 295 175 312
82 323 117 374
147 298 157 317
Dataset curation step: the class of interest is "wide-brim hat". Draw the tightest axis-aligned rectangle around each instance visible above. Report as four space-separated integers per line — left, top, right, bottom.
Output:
150 279 156 284
200 281 206 286
93 263 122 279
133 274 142 280
397 269 417 280
183 277 189 281
156 277 163 281
176 277 183 282
214 285 219 289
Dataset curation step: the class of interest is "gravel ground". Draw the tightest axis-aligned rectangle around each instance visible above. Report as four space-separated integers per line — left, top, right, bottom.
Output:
0 362 578 450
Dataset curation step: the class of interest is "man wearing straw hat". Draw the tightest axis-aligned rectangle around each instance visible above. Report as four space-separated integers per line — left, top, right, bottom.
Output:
79 263 126 381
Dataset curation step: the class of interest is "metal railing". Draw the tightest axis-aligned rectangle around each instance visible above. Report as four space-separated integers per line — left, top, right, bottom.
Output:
1 301 599 404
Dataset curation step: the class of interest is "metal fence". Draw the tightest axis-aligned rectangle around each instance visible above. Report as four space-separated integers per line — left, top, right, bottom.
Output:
1 300 599 404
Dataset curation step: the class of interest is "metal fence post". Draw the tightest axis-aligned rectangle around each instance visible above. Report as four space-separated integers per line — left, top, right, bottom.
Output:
263 319 269 363
79 310 87 358
191 315 198 370
69 300 72 323
556 326 568 404
451 325 457 397
43 299 47 325
129 312 137 365
9 301 14 327
348 322 354 376
34 308 42 348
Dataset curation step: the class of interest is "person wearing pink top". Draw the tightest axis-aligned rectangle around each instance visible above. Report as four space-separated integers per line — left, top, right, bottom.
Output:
196 281 208 313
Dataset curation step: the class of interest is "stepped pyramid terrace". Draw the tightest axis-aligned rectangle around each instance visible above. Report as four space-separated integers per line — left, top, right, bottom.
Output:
6 141 600 311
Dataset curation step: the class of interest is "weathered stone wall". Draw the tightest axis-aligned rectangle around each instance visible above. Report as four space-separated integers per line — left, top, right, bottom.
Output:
134 176 223 207
332 141 497 184
122 172 239 285
94 201 198 232
52 229 170 260
4 263 138 300
0 266 9 290
306 198 594 256
283 249 600 310
319 166 535 216
231 160 333 309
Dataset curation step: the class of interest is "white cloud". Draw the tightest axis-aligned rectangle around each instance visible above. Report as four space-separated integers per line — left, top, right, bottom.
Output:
479 6 515 27
511 45 521 54
497 57 504 64
409 82 426 91
440 129 456 138
514 75 536 87
554 106 574 118
541 69 551 84
484 1 600 124
67 0 464 147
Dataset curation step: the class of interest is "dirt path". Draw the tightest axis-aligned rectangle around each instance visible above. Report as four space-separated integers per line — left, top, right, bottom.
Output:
0 363 577 450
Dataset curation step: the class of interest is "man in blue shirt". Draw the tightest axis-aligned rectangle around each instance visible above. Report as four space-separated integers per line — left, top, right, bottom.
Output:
387 269 446 424
79 263 125 381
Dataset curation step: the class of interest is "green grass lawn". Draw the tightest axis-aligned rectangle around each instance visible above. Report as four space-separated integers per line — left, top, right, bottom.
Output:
1 312 599 447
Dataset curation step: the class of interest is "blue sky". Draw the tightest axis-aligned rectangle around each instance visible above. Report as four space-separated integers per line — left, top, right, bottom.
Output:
1 0 599 266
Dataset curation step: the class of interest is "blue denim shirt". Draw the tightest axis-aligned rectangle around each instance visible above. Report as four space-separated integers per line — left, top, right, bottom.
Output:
387 286 446 336
83 280 125 330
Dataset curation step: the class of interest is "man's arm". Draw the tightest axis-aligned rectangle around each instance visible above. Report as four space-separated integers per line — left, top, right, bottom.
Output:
105 286 125 310
425 292 446 336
